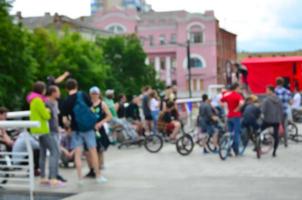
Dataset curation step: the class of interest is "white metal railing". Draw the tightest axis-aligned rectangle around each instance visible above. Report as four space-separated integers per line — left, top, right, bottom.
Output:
0 111 38 200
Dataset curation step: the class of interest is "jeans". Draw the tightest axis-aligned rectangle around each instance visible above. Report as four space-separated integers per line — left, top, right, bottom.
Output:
151 110 160 133
262 122 279 154
227 117 241 154
39 134 60 179
282 114 289 146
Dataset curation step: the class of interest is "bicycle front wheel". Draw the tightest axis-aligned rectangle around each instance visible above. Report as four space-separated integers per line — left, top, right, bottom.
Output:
176 134 194 156
219 134 231 161
144 134 164 153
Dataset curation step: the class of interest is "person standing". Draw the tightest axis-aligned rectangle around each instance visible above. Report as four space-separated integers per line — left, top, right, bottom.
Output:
221 83 244 155
275 77 292 147
46 85 67 183
27 81 62 187
262 86 283 157
149 90 160 134
142 86 153 133
62 79 106 185
85 86 112 178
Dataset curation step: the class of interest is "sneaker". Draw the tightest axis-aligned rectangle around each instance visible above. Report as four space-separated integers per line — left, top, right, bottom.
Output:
96 176 108 184
85 169 96 178
57 175 67 183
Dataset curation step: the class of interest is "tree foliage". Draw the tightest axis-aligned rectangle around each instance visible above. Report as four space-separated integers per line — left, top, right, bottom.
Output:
0 1 160 110
0 1 36 109
97 35 162 97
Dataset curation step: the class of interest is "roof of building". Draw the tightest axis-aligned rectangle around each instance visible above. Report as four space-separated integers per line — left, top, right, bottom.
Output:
16 13 111 34
242 56 302 64
139 10 215 21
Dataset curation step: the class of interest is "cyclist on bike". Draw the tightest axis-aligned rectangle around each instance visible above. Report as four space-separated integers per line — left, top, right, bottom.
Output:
158 101 180 141
242 95 261 134
221 83 244 156
198 94 220 153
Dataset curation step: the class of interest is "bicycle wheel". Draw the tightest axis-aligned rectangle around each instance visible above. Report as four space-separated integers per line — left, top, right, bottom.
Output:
206 134 219 153
260 131 274 155
238 129 249 155
219 134 231 161
144 134 164 153
255 136 261 159
176 134 194 156
288 122 299 141
293 134 302 142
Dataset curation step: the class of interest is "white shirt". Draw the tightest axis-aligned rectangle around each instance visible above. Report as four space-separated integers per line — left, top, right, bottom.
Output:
150 98 159 111
292 93 301 109
211 94 222 107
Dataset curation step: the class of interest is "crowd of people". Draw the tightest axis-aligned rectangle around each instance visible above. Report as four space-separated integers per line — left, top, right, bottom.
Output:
199 77 300 158
0 71 301 188
0 72 181 187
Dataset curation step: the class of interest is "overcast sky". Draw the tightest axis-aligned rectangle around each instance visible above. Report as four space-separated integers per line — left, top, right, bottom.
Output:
11 0 302 52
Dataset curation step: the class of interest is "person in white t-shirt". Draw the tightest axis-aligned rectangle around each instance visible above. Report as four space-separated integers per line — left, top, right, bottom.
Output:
149 90 160 133
292 88 301 109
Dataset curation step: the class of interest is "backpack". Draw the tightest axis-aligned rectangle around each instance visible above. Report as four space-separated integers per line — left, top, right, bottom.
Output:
73 92 97 132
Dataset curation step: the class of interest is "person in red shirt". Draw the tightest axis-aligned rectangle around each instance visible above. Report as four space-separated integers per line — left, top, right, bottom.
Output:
221 83 244 155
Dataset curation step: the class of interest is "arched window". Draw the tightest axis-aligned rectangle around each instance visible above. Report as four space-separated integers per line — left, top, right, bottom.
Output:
188 24 204 43
183 55 206 69
106 24 126 34
190 57 203 68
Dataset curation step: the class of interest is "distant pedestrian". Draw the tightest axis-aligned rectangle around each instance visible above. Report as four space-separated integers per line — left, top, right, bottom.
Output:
221 83 244 155
262 85 283 157
275 77 292 147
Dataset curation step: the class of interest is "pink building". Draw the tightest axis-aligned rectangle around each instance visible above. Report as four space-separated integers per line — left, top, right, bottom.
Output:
87 7 237 97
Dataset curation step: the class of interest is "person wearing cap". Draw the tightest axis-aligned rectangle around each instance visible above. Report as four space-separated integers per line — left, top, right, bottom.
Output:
104 90 118 118
85 86 112 179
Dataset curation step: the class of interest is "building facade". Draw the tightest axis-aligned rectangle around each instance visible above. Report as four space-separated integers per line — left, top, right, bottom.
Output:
87 7 236 96
14 12 113 41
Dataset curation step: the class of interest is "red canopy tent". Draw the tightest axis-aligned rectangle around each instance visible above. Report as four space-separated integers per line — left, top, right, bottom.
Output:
242 56 302 94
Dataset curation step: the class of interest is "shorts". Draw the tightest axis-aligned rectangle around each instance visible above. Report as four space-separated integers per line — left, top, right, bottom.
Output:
144 114 153 121
166 122 175 134
71 130 96 150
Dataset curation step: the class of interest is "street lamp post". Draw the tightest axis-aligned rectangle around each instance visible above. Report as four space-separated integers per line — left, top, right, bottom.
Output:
186 40 192 98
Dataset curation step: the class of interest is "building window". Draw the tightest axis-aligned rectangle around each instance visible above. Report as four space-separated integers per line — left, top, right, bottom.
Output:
171 34 177 44
139 37 145 46
171 57 176 69
106 24 126 34
149 35 154 46
189 25 204 43
190 57 204 68
200 79 204 91
160 58 165 70
159 35 166 45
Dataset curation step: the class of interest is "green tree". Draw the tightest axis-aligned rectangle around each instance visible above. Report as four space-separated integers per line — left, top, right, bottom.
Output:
30 28 108 92
97 34 162 97
0 0 37 109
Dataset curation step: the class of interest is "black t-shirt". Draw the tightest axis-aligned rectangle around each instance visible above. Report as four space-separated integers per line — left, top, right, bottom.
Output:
62 91 92 131
91 102 106 122
126 103 141 121
162 111 172 123
117 102 126 118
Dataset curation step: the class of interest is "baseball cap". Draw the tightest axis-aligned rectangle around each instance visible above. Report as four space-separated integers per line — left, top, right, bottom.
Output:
89 86 101 94
105 89 114 95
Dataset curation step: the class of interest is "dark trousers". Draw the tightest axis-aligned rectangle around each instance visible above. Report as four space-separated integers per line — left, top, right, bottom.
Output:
262 122 279 154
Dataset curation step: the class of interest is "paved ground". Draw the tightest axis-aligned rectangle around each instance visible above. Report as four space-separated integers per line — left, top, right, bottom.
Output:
32 138 302 200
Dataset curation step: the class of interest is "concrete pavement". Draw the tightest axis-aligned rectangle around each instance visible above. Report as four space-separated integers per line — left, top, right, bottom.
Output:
32 139 302 200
